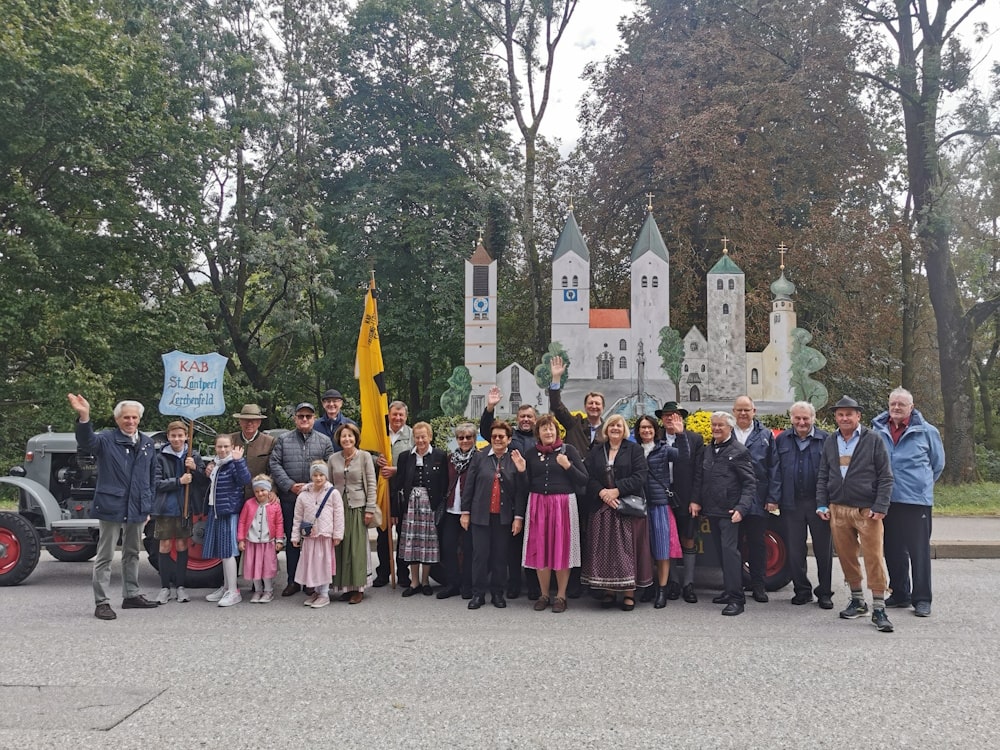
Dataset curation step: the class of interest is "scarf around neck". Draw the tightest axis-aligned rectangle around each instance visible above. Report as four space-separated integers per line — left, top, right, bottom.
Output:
536 437 564 455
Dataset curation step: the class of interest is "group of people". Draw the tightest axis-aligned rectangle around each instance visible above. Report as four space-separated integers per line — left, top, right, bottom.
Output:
69 374 944 631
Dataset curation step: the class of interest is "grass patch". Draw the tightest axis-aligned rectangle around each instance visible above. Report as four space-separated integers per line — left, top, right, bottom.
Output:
934 482 1000 516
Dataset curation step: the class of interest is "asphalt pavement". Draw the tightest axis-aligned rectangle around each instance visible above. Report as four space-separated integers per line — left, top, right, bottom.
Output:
2 519 1000 749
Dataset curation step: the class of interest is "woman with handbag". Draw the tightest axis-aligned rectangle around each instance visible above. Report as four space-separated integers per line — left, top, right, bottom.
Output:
511 414 588 613
634 415 684 609
329 424 378 604
582 414 653 611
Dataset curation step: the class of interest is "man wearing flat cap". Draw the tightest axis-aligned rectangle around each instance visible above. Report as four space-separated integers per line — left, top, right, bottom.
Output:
315 388 357 450
269 402 334 595
817 396 895 632
655 401 704 604
228 403 276 498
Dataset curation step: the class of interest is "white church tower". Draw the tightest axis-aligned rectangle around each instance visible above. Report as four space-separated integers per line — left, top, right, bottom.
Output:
761 245 797 401
551 205 591 355
706 239 747 400
464 239 497 417
630 199 670 378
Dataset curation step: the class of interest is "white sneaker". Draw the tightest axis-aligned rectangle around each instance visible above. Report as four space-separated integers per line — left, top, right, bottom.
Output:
259 591 274 603
310 595 330 608
206 586 226 602
176 587 190 603
249 591 262 603
218 590 242 607
168 587 178 601
155 588 170 605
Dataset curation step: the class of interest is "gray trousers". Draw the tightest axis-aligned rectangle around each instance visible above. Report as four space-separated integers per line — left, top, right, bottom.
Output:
93 520 144 604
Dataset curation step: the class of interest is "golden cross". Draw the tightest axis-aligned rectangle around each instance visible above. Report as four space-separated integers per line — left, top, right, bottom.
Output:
721 236 730 254
645 193 654 212
778 242 788 269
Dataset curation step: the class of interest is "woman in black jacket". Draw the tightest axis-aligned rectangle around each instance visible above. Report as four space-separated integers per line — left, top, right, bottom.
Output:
583 414 653 611
395 422 448 597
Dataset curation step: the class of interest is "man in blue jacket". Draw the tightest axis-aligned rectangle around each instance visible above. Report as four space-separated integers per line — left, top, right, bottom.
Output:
69 393 159 620
732 396 775 604
769 401 833 609
872 388 945 617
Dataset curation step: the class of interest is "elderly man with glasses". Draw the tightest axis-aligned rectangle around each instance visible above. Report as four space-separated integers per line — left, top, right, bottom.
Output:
269 402 334 596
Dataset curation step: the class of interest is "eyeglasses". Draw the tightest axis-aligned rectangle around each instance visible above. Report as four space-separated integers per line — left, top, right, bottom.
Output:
491 435 507 440
295 414 314 420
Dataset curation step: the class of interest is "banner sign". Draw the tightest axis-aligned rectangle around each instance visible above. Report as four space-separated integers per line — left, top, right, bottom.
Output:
159 350 228 419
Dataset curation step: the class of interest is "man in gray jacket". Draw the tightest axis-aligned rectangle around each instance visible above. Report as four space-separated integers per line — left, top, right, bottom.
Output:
817 396 895 632
269 402 334 595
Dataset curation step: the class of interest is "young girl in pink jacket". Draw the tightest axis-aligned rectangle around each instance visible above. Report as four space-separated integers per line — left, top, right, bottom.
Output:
292 461 344 608
237 475 285 603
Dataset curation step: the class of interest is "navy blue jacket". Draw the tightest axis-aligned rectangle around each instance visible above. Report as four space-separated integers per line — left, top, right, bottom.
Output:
645 441 677 506
768 426 830 513
315 414 357 451
154 447 208 517
76 420 156 523
738 419 776 516
209 459 252 516
694 436 757 519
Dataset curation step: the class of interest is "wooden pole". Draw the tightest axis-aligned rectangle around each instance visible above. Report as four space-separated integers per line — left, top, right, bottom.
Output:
182 420 194 518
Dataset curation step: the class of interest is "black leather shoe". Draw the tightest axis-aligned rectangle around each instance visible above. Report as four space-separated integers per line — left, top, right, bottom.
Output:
461 589 473 600
566 584 582 599
492 593 507 609
791 592 814 605
682 584 698 604
281 583 301 597
885 594 912 608
122 595 158 609
721 602 745 616
421 584 434 596
665 581 681 600
639 586 656 603
654 588 668 609
94 603 117 620
712 594 731 605
506 587 520 600
467 594 485 610
401 584 423 598
436 587 460 600
817 595 834 610
371 577 389 588
752 585 769 603
527 586 542 601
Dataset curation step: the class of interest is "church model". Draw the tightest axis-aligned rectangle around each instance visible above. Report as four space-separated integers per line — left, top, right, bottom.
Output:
463 202 824 420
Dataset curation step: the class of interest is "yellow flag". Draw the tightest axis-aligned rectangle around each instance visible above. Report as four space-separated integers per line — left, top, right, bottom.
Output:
356 275 392 531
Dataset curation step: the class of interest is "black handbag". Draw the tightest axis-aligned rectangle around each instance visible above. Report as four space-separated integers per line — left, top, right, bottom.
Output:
299 487 335 538
617 493 647 517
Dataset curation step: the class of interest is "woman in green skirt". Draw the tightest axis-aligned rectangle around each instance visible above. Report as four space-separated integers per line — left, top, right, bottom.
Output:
329 423 377 603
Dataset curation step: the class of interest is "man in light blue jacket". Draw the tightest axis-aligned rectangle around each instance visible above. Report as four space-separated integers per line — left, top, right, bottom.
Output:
872 387 945 617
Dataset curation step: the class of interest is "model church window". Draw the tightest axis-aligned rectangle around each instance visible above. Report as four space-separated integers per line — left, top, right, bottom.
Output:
717 279 723 290
619 357 627 369
690 342 698 351
723 304 730 315
728 279 735 290
751 368 759 384
572 275 578 287
619 339 627 351
561 276 568 288
652 276 658 288
641 276 648 288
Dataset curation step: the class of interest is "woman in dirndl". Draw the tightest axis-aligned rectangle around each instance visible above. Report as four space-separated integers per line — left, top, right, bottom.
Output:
583 414 653 611
512 413 587 613
329 423 377 604
634 415 683 609
396 422 448 597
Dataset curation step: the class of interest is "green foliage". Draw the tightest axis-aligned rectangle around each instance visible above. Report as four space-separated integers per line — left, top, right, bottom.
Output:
533 342 569 388
657 327 684 399
439 366 473 416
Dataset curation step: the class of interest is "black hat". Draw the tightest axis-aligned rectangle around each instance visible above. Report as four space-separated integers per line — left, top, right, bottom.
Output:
294 402 316 414
831 395 862 412
321 389 343 401
654 401 689 419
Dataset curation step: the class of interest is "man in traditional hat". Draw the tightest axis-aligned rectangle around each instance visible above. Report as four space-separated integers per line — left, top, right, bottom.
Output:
315 388 357 450
228 403 276 497
817 396 895 632
655 400 704 604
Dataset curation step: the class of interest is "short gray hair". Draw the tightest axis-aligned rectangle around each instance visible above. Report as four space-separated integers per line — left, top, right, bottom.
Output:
114 400 145 419
388 400 408 415
454 422 476 437
789 401 816 418
710 411 736 429
888 387 913 406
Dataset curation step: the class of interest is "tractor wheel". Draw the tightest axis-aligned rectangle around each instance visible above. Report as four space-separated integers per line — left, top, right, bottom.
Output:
0 512 42 586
